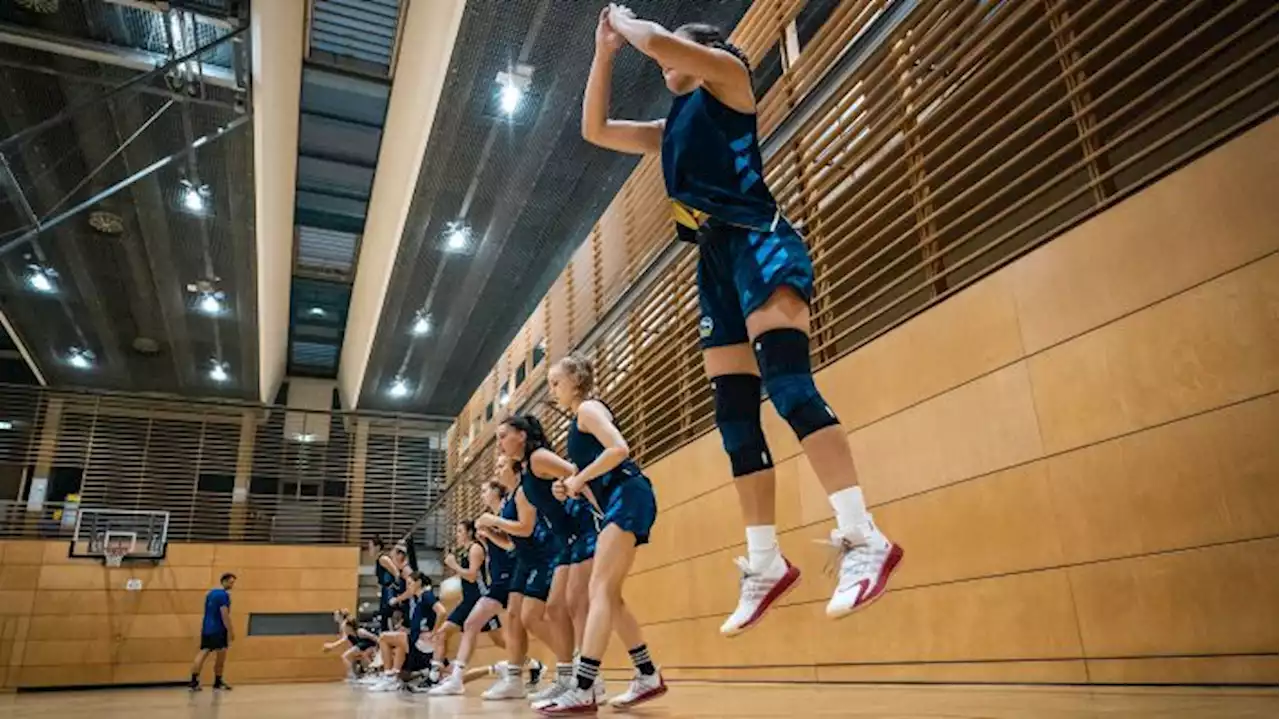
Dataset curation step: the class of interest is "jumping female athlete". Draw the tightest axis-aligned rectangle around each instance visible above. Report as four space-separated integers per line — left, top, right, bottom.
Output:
581 4 902 637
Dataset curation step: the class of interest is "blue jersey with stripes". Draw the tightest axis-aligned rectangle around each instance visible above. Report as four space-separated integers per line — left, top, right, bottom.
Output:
662 87 778 238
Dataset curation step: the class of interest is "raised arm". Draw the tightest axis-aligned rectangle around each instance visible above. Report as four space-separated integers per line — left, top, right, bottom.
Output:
607 4 754 111
582 7 663 154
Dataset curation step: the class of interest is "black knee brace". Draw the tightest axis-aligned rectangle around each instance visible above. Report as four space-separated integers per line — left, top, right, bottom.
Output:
712 374 774 477
754 329 839 441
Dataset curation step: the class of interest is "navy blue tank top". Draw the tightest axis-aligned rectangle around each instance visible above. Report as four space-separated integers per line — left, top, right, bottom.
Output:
520 460 576 541
501 490 538 556
375 554 396 588
459 541 484 600
567 402 643 504
484 534 515 582
662 87 778 239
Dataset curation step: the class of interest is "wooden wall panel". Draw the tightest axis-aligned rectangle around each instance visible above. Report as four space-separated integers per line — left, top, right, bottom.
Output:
816 272 1027 434
1028 257 1278 454
844 362 1045 505
1009 118 1278 355
1086 656 1279 686
0 541 357 689
1068 539 1278 658
581 127 1280 687
1047 395 1278 564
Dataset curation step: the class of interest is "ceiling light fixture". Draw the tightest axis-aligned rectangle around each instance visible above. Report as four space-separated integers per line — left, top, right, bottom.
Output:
308 306 327 318
181 180 210 213
209 360 229 383
389 377 411 399
495 64 534 117
411 311 432 337
444 221 470 252
0 420 13 431
67 347 95 370
25 264 57 293
295 432 317 443
500 83 522 114
186 280 226 316
498 388 510 407
199 293 223 315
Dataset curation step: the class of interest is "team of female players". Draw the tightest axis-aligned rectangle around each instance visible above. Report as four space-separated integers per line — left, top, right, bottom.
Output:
425 353 666 715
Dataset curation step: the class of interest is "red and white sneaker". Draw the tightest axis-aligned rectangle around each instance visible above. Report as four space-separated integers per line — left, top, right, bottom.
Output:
824 521 903 619
719 556 801 637
607 670 667 708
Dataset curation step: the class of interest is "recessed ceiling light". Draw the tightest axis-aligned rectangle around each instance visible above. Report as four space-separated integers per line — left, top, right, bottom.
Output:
500 83 522 114
25 264 57 293
198 292 224 315
389 377 411 399
181 180 209 213
209 361 229 383
0 420 13 431
308 306 327 318
444 221 470 252
67 347 95 369
294 432 317 443
495 65 533 117
411 312 432 337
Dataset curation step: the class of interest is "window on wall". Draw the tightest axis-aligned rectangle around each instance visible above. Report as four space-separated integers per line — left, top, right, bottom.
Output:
515 362 527 387
197 473 235 494
796 0 845 48
485 402 494 421
532 341 546 368
752 43 784 100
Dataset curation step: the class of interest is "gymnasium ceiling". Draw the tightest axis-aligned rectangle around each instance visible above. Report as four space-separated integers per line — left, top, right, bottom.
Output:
0 0 748 417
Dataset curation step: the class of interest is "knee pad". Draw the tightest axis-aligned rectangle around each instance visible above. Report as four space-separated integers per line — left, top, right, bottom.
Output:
754 329 839 441
712 374 774 477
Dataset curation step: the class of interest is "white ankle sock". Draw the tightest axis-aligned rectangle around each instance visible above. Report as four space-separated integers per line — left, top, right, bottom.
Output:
829 486 870 531
745 525 784 576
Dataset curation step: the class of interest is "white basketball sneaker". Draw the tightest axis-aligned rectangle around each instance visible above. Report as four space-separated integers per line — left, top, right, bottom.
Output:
608 670 667 708
427 672 464 696
535 684 597 716
482 673 527 700
824 520 903 619
719 556 801 636
530 675 570 703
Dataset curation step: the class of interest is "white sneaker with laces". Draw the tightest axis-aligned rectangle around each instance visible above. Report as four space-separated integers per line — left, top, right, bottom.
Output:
608 670 667 708
427 673 464 696
368 675 402 693
535 685 597 715
482 674 527 700
719 556 801 636
530 676 570 703
823 521 903 619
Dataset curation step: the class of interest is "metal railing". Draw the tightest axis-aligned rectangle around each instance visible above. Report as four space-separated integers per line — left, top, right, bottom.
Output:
0 383 451 545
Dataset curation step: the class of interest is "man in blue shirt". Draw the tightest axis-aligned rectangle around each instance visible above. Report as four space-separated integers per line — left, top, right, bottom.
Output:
190 572 236 691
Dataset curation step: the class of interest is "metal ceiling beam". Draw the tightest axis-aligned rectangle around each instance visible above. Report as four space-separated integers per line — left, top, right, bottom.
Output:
250 0 305 404
0 306 45 385
337 0 466 411
0 22 238 90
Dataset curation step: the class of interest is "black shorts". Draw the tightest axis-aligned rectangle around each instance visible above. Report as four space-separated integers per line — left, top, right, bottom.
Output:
511 555 556 602
404 646 432 673
200 631 229 651
447 597 501 632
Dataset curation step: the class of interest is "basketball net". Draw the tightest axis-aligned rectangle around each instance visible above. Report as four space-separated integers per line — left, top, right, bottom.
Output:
103 536 135 568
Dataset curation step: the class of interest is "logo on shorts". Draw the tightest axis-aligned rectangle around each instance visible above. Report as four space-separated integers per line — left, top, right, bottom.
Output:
699 316 714 339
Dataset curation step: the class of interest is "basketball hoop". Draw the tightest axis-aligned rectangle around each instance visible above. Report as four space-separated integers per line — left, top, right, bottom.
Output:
102 532 136 568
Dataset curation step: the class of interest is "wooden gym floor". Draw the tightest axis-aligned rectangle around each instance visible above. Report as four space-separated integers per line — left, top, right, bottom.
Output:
0 681 1274 718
